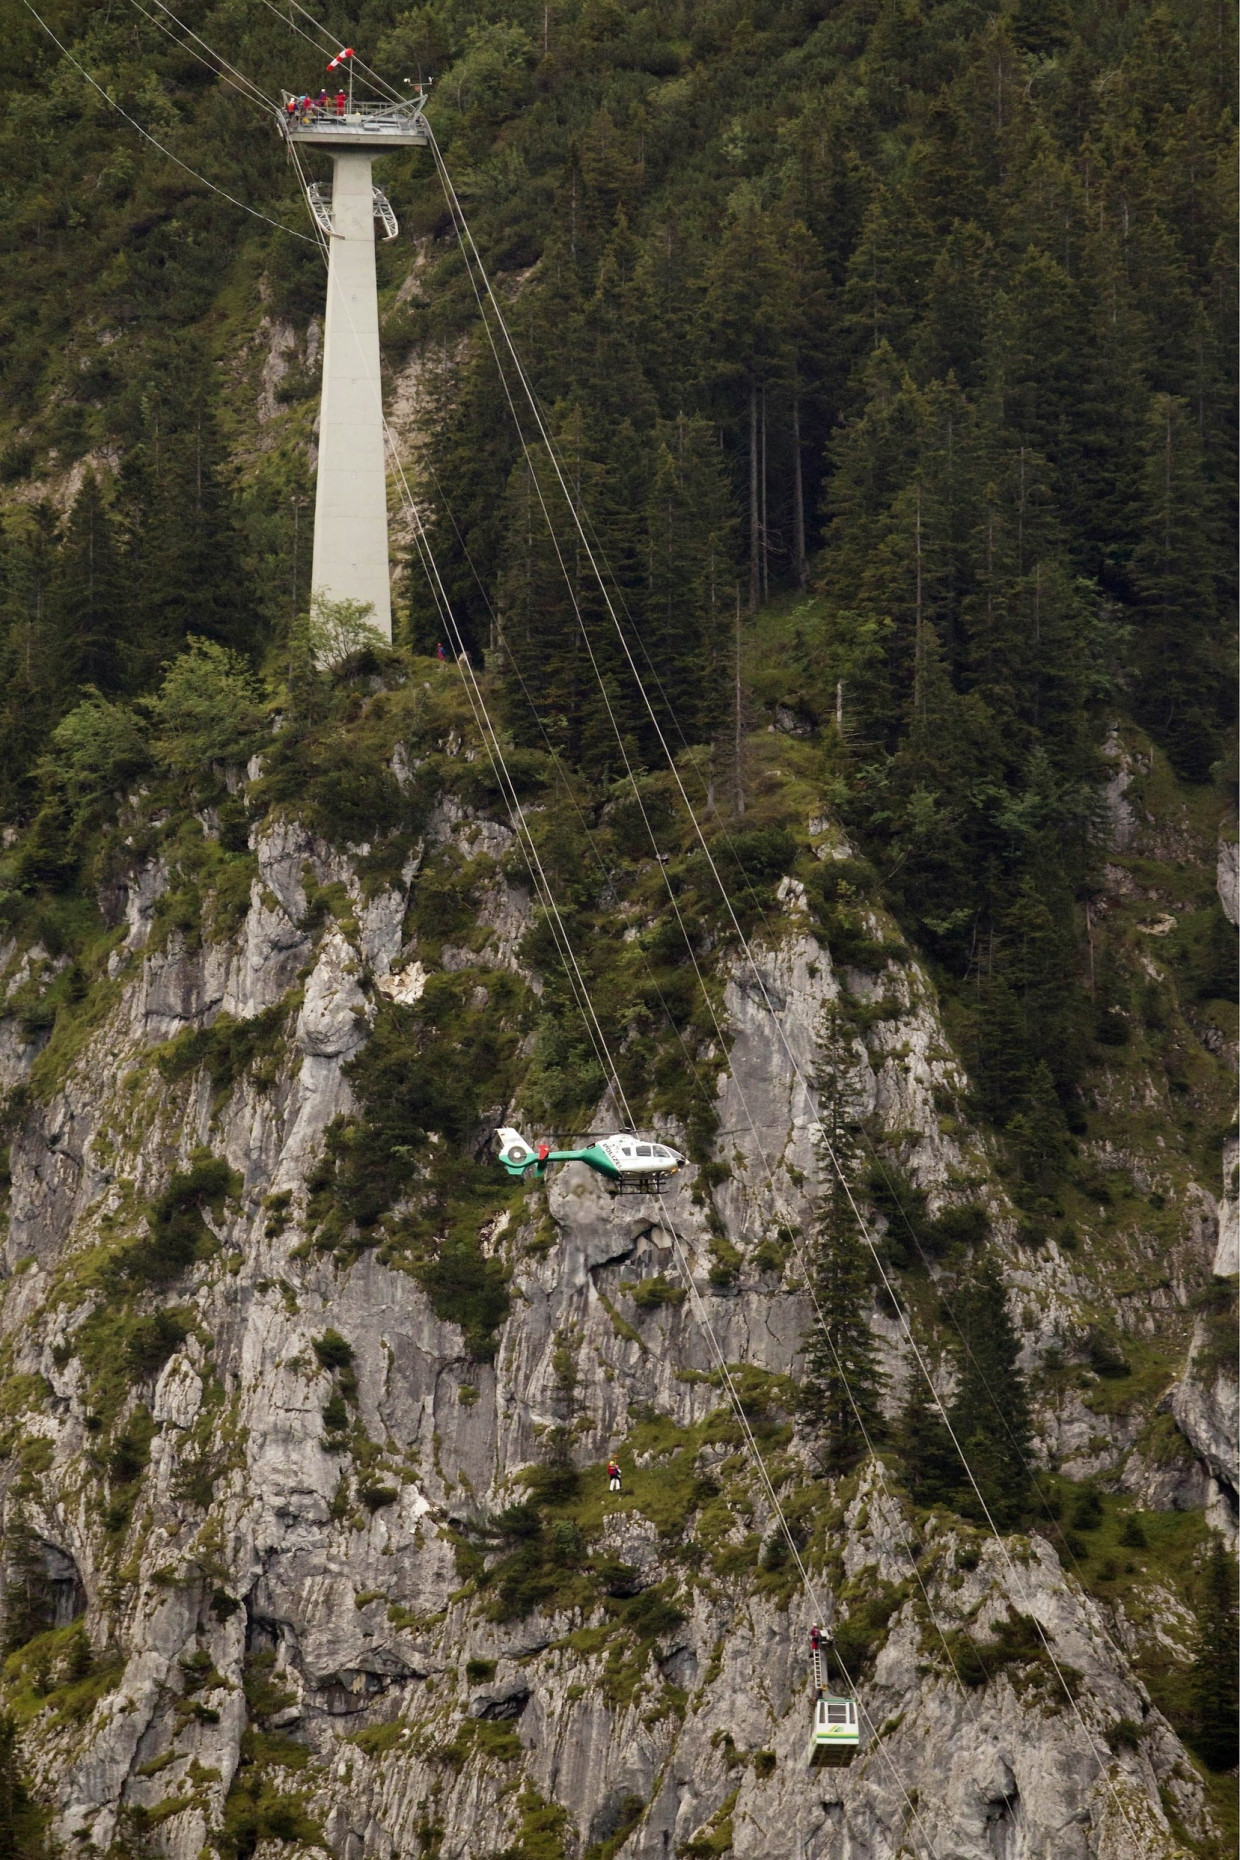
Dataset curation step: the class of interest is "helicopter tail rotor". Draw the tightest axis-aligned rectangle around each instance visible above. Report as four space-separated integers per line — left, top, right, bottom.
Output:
496 1127 537 1176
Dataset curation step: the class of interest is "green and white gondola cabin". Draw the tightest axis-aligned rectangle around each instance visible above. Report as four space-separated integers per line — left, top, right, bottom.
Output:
809 1693 859 1760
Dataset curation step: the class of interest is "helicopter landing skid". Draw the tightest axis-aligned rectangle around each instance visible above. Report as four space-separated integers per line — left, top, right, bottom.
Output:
608 1176 670 1197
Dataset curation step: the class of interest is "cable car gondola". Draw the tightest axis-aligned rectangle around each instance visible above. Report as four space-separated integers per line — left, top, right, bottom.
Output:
808 1626 859 1766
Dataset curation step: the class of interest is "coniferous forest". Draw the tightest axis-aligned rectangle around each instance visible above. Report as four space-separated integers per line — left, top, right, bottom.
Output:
0 0 1236 1848
1 0 1234 1122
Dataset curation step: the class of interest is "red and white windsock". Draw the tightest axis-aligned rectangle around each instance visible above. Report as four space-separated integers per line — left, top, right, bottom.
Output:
326 47 355 70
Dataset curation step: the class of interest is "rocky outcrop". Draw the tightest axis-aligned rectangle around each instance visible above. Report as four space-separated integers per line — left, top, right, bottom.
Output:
0 801 1225 1860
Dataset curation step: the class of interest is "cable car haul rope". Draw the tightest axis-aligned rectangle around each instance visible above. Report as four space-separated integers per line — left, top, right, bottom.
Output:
24 5 1152 1847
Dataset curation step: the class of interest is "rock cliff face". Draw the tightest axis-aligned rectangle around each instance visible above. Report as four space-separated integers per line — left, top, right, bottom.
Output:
0 765 1232 1860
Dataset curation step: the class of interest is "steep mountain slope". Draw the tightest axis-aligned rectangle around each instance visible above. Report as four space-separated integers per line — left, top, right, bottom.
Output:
0 0 1235 1854
0 658 1233 1858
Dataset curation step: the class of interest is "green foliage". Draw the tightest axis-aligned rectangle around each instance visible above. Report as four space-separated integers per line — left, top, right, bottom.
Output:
105 1404 155 1533
0 1710 49 1858
2 1625 121 1737
312 975 526 1238
241 1650 297 1727
218 1773 321 1860
306 593 387 668
156 1001 291 1099
623 1274 686 1313
347 1718 409 1757
1188 1542 1239 1772
311 1331 354 1374
110 1149 240 1287
0 1517 55 1656
415 1240 511 1364
947 1256 1035 1529
950 1610 1052 1690
584 1792 645 1860
822 1584 906 1686
1118 1514 1147 1550
497 1787 571 1860
799 1017 885 1470
144 638 266 782
898 1253 1034 1528
37 692 149 837
124 1309 190 1378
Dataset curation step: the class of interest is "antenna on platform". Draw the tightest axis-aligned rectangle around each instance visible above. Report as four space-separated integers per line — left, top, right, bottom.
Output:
277 63 429 646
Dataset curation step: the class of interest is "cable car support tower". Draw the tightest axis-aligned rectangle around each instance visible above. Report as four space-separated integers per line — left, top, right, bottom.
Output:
278 67 428 641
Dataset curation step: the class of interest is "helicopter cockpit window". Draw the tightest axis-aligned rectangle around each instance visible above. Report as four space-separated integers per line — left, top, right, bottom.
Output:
636 1145 652 1157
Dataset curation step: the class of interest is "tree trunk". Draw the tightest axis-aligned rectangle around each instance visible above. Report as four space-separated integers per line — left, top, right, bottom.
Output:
748 381 759 612
760 382 768 603
734 589 745 817
792 386 807 589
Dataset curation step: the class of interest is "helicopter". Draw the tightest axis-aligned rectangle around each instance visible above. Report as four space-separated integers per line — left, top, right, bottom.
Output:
496 1126 685 1190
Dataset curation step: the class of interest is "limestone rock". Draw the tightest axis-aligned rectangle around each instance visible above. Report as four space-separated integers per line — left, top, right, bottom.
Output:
0 821 1223 1860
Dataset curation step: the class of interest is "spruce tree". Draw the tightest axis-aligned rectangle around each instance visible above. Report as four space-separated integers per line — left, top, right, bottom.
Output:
639 415 736 749
949 1254 1033 1529
124 347 255 679
46 471 124 694
799 1011 885 1471
1 1514 52 1655
1188 1540 1239 1772
898 1380 959 1511
1132 393 1224 781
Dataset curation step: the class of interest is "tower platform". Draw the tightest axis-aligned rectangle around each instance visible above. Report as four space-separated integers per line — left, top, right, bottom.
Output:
278 94 429 150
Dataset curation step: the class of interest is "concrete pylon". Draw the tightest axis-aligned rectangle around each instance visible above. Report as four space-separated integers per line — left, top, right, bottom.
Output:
313 149 391 640
280 91 428 641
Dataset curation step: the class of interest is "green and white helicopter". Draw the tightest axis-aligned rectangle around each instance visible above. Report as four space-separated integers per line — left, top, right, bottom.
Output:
496 1126 685 1190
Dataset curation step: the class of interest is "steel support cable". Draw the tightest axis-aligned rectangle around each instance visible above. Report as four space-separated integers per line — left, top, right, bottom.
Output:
379 146 967 1748
421 155 1131 1649
401 507 630 1122
411 338 985 1728
414 460 733 1147
393 454 633 1125
252 0 339 69
57 6 966 1792
402 512 632 1124
423 137 741 1151
658 1215 943 1860
424 144 1145 1846
425 142 1005 1712
18 0 318 242
149 0 709 990
448 233 1132 1697
277 134 628 1122
398 484 953 1855
289 88 1029 1760
407 274 1056 1581
127 0 277 111
468 302 1127 1659
166 32 1108 1815
280 82 970 1817
422 141 992 1734
254 0 407 106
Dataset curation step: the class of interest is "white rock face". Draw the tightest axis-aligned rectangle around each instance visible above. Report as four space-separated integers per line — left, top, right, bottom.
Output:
376 960 427 1004
1217 834 1239 928
0 817 1224 1860
1215 1133 1239 1279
